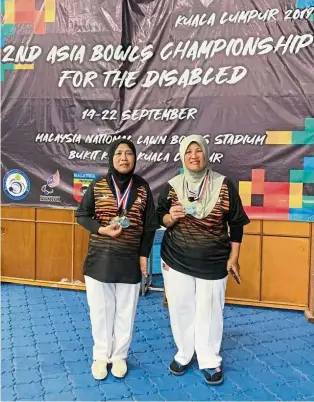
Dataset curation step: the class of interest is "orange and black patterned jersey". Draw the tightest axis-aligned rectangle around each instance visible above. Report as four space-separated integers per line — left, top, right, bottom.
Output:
156 178 250 280
76 174 159 284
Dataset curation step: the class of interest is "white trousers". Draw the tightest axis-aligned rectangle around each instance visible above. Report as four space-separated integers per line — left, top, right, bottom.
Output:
162 263 227 369
84 275 140 362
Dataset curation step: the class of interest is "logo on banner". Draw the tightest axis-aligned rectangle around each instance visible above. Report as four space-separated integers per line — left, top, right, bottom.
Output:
73 172 98 203
40 170 61 203
3 170 30 200
199 0 213 7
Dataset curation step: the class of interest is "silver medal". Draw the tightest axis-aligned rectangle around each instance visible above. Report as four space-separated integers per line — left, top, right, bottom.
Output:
109 217 121 225
119 216 131 228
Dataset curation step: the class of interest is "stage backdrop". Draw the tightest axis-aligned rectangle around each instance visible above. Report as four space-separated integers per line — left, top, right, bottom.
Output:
1 0 314 221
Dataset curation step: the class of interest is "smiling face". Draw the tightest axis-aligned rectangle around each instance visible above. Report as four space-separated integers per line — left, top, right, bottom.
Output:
184 141 206 172
113 143 135 174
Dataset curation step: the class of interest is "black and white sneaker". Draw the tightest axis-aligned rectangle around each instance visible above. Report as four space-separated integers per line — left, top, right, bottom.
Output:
169 360 189 376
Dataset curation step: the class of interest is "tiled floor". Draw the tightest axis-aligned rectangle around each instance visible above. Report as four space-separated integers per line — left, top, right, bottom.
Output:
1 282 314 401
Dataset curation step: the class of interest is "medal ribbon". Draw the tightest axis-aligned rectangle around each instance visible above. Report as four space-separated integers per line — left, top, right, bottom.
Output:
186 173 208 201
112 177 133 213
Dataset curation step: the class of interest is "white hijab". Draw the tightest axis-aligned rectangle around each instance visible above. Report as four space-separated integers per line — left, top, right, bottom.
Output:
169 135 225 219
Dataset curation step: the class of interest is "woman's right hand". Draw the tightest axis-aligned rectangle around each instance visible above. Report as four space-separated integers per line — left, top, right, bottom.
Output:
169 204 185 224
98 223 122 238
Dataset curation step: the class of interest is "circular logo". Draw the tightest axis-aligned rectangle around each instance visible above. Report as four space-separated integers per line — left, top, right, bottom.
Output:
3 169 30 200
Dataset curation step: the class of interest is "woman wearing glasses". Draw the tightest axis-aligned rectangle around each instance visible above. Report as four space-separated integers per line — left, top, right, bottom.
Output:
76 139 159 380
157 134 249 385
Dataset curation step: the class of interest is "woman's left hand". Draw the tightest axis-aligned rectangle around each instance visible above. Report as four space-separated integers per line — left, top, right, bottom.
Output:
227 258 241 284
140 256 148 277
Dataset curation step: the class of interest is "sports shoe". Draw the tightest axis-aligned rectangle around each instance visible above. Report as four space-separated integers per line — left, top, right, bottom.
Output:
111 359 128 378
91 360 108 380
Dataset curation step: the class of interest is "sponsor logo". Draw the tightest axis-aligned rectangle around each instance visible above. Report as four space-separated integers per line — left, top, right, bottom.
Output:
73 172 98 203
40 170 61 203
3 169 30 200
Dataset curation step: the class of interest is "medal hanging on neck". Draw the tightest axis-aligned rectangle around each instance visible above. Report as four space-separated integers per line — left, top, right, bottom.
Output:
110 177 133 228
184 173 208 216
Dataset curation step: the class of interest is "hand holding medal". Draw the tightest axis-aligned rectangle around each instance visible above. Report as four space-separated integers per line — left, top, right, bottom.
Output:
110 176 133 229
169 204 185 223
98 223 122 238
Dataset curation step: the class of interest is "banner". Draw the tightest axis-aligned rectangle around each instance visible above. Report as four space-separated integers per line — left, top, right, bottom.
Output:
1 0 314 222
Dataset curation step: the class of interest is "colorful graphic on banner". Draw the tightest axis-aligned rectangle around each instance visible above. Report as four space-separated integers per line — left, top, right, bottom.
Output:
1 0 56 80
1 0 314 222
73 172 98 203
238 118 314 221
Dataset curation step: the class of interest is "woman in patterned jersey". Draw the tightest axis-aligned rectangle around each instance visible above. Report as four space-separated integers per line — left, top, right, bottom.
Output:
156 134 250 385
76 139 159 380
